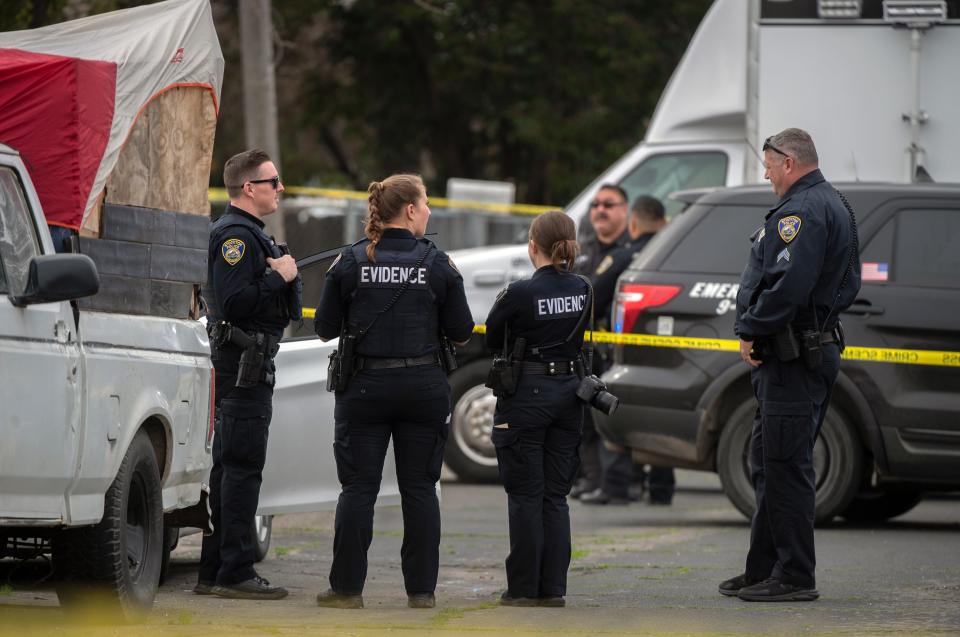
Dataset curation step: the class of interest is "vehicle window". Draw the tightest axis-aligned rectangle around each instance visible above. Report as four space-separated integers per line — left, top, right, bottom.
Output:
895 208 960 288
660 204 767 274
859 215 893 284
618 152 728 219
0 167 41 296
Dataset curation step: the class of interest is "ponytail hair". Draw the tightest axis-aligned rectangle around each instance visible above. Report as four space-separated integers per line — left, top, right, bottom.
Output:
364 174 425 262
529 210 579 271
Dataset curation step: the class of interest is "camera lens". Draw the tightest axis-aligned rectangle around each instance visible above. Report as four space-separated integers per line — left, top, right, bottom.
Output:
593 390 619 416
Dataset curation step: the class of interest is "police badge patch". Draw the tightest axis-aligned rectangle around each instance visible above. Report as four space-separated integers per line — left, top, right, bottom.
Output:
777 215 802 243
222 238 245 265
448 255 462 277
596 255 614 275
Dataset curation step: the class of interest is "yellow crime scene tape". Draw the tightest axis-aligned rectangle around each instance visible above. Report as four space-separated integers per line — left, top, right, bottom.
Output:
298 308 960 368
209 187 555 216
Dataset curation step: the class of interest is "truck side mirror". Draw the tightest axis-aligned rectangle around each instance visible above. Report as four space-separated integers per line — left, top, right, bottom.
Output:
10 254 100 307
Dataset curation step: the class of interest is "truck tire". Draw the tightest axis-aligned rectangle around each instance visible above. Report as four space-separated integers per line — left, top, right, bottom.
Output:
52 429 164 617
717 399 863 525
444 359 500 482
252 515 272 562
841 488 922 523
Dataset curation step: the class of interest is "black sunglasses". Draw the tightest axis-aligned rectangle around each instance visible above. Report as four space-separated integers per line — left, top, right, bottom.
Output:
248 175 281 189
590 199 625 209
762 137 791 159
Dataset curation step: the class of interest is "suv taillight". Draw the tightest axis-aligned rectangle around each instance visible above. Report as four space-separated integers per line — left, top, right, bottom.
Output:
206 369 216 452
613 283 681 334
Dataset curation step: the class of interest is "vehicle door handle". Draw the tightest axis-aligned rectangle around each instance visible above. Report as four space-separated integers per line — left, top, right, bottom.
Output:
54 320 71 344
841 300 885 316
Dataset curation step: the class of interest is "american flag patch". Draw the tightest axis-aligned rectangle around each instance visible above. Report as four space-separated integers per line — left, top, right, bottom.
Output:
862 262 888 282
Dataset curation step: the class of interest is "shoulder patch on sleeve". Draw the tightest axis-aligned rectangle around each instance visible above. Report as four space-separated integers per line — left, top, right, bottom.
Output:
777 215 802 243
221 238 246 266
595 254 614 275
447 255 462 277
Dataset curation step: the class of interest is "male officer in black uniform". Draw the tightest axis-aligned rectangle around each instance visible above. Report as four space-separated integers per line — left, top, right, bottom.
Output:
721 128 860 602
571 184 631 503
591 195 676 505
197 149 301 600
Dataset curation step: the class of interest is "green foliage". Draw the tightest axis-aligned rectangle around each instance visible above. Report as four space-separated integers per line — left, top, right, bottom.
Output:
0 0 69 31
307 0 711 203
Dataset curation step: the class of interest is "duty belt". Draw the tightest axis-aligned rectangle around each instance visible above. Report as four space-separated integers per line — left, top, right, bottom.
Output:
521 360 578 375
357 353 439 370
209 322 281 357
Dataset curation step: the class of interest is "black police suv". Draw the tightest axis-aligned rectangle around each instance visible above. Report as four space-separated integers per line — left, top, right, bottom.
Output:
593 183 960 523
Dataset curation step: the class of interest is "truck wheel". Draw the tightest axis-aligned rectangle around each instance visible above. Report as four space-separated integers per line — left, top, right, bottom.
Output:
717 399 863 525
841 487 922 523
445 359 499 482
53 429 163 618
252 515 272 562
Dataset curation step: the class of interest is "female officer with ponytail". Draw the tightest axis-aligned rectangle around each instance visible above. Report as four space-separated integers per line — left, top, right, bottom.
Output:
313 174 474 609
484 211 590 608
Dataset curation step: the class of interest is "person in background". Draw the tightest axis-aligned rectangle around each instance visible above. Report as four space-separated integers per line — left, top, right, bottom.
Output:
590 195 675 506
570 184 631 504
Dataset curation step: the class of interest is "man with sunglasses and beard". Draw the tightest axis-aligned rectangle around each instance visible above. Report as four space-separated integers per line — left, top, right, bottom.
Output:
198 149 302 600
570 184 633 505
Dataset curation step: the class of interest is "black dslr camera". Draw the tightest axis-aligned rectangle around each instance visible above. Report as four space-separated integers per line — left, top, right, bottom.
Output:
575 374 619 415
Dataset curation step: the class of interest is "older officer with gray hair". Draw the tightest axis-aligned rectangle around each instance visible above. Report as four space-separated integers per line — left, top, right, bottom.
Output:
720 128 861 602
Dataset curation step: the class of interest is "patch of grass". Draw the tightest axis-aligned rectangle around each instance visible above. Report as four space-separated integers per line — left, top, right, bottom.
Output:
570 547 589 560
0 584 12 596
274 546 290 557
429 601 498 628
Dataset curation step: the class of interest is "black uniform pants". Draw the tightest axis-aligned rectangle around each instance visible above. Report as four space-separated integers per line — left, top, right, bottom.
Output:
745 344 840 589
329 365 450 595
199 352 274 586
493 374 584 598
646 465 676 503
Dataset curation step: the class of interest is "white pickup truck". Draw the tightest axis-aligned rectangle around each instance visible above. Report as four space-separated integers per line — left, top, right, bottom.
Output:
0 142 404 615
0 143 214 613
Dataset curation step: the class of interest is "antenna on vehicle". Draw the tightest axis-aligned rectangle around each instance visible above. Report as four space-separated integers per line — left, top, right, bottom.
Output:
850 151 860 182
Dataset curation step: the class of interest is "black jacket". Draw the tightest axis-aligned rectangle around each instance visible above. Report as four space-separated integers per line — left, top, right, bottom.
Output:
485 266 590 363
205 204 298 338
735 169 861 340
314 228 474 357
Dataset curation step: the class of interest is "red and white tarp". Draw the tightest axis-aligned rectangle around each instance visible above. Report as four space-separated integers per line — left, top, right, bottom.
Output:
0 0 223 230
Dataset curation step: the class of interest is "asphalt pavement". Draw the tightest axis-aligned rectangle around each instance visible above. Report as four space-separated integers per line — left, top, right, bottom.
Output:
2 472 959 636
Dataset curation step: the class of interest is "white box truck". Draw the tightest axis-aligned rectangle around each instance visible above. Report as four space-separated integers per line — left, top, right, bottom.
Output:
444 0 960 480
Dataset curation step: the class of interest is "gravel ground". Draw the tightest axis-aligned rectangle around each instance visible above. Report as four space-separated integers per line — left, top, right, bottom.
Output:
2 471 959 636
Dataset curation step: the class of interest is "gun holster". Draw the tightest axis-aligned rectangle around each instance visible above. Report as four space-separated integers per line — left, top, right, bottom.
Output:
326 332 357 392
771 323 826 371
485 337 526 397
772 326 801 362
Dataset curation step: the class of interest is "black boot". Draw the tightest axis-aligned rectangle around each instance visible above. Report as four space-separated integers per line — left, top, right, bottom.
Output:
212 575 288 600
